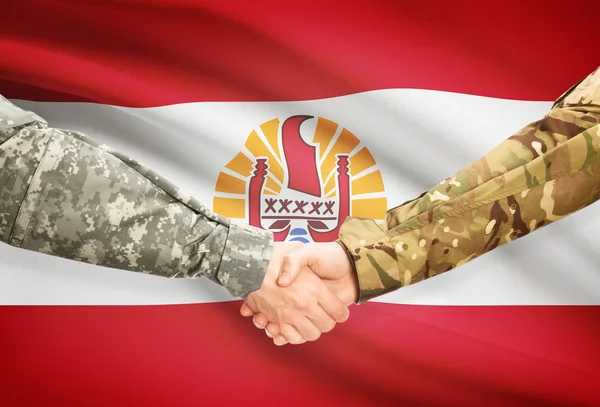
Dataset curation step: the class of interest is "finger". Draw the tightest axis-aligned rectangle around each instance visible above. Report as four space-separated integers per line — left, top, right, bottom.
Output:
279 323 307 345
273 335 289 346
277 256 301 287
306 307 336 334
252 313 269 329
278 245 318 287
290 317 321 342
318 285 350 323
253 314 267 329
240 303 255 317
265 322 281 338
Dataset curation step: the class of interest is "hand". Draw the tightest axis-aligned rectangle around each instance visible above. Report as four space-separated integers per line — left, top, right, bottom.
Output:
243 242 350 345
241 241 359 345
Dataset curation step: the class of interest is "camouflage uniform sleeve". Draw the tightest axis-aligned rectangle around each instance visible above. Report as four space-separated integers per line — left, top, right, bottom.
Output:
0 95 273 299
338 66 600 304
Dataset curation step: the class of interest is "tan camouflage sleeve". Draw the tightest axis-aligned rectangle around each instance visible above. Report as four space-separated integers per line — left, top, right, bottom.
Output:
0 95 272 299
338 67 600 304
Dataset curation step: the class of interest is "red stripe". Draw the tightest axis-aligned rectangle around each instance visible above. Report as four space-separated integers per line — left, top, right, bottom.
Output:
1 302 598 407
2 0 599 106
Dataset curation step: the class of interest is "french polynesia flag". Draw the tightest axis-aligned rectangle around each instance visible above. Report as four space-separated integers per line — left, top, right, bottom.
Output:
1 1 600 406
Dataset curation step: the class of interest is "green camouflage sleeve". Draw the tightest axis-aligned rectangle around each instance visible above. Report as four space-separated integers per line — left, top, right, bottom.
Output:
0 95 272 299
338 66 600 303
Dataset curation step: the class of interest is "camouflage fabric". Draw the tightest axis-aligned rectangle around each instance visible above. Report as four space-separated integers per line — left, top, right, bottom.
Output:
338 66 600 303
0 95 273 299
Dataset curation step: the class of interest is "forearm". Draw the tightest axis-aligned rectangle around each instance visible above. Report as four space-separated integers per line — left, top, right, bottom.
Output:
0 96 272 298
338 75 600 303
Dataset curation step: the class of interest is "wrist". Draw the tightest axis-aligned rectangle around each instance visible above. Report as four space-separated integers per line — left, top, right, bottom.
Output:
218 222 273 299
334 241 359 304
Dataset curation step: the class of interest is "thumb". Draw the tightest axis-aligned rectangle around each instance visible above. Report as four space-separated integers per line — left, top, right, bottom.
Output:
277 244 318 287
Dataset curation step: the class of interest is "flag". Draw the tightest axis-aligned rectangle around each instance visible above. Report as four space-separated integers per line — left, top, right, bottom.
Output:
1 1 599 406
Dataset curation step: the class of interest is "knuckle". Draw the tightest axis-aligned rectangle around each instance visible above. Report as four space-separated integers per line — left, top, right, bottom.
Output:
289 335 303 345
293 296 310 311
334 307 346 321
323 321 335 333
299 300 311 312
274 336 287 346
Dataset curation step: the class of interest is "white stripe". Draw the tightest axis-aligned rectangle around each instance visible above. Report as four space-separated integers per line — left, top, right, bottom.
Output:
2 89 599 305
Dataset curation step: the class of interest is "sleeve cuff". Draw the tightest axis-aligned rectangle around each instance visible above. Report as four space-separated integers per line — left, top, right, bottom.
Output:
338 217 402 303
216 222 273 299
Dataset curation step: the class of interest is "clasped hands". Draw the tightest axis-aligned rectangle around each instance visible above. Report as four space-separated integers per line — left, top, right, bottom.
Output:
240 241 359 346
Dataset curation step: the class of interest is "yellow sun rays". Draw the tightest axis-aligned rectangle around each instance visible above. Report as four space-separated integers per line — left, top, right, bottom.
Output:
213 117 387 221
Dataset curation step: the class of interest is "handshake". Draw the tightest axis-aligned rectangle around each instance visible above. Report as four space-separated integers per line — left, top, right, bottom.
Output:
240 241 359 346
